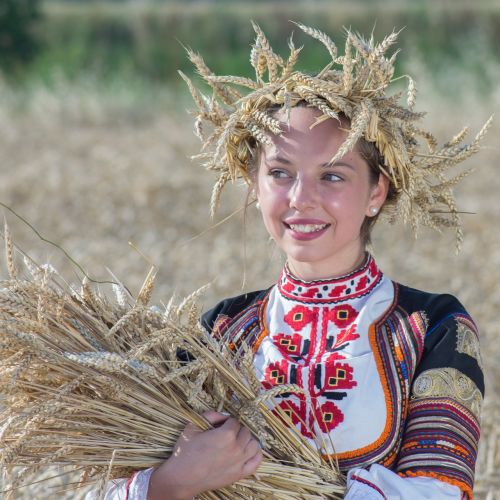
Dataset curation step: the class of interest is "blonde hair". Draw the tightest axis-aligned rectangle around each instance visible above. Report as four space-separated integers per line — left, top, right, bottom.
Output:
181 22 491 249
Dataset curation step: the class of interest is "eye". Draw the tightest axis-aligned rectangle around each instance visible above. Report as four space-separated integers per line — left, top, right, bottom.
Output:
322 172 343 182
268 168 290 179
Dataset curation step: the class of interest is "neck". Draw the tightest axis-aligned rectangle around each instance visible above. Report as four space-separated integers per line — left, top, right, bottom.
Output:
287 248 368 282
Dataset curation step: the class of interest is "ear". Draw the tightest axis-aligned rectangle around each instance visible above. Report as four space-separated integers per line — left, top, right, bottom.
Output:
250 182 259 200
365 173 389 217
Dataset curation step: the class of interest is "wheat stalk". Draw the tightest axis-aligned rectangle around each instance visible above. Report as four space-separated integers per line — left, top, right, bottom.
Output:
0 237 345 498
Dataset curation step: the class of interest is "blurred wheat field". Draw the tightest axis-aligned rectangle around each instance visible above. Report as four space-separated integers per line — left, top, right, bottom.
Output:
0 61 499 500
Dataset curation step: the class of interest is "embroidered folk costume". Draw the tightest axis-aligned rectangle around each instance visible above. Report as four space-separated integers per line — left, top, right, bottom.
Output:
95 23 487 499
200 255 483 498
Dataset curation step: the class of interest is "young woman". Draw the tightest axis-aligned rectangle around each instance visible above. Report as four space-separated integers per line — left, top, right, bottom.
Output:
95 23 487 500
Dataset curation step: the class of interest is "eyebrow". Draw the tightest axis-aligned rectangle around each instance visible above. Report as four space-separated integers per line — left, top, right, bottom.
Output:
322 160 356 170
266 155 355 170
265 155 291 165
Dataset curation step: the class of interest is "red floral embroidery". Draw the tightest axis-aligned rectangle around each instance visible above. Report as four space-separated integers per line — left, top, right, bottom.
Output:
323 360 357 390
312 400 344 432
328 284 347 298
274 395 314 438
323 351 347 361
273 332 303 356
265 359 289 385
355 275 368 291
333 324 360 349
302 287 320 298
261 261 378 441
284 305 317 331
327 304 357 328
278 255 381 303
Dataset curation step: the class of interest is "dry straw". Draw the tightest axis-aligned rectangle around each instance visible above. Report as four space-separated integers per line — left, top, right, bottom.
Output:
0 223 345 499
182 22 492 250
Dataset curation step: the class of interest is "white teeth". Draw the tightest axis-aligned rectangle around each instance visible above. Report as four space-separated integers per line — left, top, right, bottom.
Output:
288 223 328 233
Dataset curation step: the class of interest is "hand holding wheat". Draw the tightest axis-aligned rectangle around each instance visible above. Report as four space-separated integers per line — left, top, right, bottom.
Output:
148 411 263 500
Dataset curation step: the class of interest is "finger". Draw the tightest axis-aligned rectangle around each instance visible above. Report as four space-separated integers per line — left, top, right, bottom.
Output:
181 421 201 439
243 439 261 461
219 416 241 434
202 410 231 428
241 448 263 476
236 425 252 447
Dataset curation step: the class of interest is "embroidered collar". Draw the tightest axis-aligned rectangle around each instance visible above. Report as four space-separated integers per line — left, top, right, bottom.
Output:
278 254 383 304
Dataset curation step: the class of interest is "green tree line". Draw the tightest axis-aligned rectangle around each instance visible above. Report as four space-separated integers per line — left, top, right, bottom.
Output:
1 0 499 95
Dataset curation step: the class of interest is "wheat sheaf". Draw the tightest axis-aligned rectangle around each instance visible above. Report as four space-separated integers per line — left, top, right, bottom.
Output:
0 223 344 499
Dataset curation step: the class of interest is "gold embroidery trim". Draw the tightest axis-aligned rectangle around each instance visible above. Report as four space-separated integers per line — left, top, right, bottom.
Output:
456 320 483 369
412 367 482 420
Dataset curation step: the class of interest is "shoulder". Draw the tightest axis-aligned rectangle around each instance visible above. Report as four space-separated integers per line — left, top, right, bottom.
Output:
394 282 471 331
201 288 271 333
393 282 484 395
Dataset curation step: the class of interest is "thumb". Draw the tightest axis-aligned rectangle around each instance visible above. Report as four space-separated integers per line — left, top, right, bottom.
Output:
202 410 231 428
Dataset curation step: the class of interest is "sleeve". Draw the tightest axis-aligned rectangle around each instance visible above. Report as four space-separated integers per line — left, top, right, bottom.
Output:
84 468 153 500
394 305 484 499
200 297 233 338
345 464 464 499
200 289 268 337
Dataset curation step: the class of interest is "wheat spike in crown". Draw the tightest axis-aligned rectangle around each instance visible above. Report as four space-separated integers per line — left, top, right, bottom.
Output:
181 21 492 250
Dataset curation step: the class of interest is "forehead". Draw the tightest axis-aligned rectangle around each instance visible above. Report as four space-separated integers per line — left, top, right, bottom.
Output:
263 106 352 161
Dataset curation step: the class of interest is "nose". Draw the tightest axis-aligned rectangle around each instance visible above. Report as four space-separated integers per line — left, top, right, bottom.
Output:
289 177 318 211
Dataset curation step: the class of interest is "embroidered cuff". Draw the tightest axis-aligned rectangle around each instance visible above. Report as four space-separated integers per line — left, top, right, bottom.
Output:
346 464 462 500
346 469 386 499
126 467 154 500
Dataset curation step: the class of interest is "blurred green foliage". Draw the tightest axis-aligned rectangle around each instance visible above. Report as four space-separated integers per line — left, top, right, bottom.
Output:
0 0 42 75
4 1 500 98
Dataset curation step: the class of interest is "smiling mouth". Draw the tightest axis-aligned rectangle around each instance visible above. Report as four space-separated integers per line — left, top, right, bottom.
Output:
284 223 330 233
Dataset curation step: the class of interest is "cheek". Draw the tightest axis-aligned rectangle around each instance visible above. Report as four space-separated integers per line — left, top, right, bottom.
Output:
323 189 369 223
260 192 286 225
257 176 285 209
324 189 357 210
256 185 289 235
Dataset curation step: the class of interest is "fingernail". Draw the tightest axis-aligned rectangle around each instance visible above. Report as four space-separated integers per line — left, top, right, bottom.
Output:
220 411 230 416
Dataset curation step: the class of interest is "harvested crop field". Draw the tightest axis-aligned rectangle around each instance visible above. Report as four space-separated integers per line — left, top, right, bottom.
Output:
0 75 498 497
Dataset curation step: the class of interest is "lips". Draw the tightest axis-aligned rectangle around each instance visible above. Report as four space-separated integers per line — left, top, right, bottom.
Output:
283 219 331 240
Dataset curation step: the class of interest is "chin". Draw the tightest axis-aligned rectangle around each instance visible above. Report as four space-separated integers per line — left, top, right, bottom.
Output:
285 250 328 265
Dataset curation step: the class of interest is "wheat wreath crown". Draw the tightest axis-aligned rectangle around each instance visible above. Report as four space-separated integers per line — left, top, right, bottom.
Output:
180 21 492 249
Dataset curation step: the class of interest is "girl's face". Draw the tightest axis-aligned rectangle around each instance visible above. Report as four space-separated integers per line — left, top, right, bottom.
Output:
255 106 388 281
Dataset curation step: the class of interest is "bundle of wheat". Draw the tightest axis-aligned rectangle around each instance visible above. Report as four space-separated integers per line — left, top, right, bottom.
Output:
0 225 344 499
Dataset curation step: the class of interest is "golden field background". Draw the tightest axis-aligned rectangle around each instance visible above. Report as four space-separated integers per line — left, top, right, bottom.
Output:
1 76 498 500
0 2 499 498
